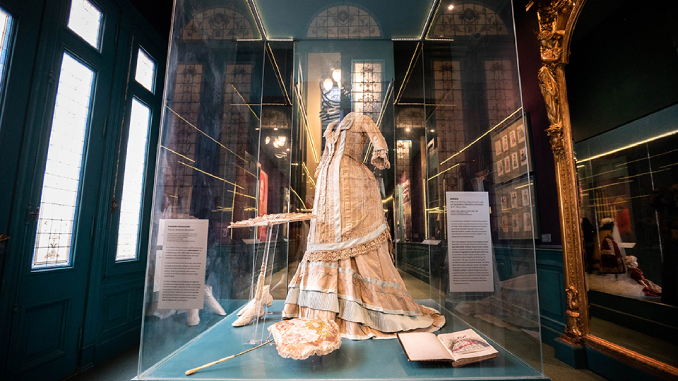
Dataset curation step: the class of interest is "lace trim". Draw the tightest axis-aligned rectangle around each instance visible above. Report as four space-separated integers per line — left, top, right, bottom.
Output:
371 149 390 169
303 228 390 262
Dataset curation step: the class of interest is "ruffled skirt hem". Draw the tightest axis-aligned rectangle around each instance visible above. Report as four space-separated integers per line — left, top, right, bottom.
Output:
283 240 445 340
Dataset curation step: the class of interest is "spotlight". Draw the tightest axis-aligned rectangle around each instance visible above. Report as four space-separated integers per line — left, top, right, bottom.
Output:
448 4 454 10
332 69 341 83
323 78 334 91
265 136 270 144
406 128 411 132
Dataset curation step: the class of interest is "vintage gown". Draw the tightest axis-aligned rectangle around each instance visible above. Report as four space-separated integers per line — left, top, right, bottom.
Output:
283 112 445 340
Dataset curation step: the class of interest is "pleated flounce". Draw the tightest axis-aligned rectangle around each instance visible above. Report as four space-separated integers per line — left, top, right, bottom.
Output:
283 240 445 340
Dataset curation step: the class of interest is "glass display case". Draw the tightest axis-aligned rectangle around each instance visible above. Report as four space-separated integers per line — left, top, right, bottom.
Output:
575 103 678 367
136 0 545 379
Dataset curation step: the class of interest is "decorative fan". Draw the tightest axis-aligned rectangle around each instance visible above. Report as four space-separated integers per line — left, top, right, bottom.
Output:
268 319 342 360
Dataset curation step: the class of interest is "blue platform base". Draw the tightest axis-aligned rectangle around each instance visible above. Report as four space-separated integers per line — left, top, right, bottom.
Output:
137 301 547 380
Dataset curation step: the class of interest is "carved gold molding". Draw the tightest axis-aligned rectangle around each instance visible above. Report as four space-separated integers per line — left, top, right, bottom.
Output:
530 0 678 378
531 0 588 344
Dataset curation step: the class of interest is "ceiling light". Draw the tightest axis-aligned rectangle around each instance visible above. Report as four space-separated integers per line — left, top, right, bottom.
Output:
406 128 410 132
430 129 435 133
332 69 341 83
273 127 278 131
448 4 454 10
323 78 333 91
265 136 270 144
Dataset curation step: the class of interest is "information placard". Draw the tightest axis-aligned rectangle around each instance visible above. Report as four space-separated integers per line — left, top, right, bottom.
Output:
446 192 494 292
158 219 209 309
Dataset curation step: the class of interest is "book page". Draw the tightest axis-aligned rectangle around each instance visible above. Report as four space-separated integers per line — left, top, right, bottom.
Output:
437 329 498 362
397 332 453 361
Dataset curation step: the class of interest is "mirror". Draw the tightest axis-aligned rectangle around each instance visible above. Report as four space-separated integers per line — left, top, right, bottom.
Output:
567 0 678 369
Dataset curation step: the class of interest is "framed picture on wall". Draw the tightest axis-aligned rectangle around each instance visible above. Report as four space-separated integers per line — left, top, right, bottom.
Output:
490 113 539 240
495 175 539 240
491 114 533 184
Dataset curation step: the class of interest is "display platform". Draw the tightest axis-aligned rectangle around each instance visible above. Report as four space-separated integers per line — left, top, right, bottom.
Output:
137 301 546 380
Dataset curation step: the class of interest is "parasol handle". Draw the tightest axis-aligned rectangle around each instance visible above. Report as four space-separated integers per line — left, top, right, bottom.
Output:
185 339 272 376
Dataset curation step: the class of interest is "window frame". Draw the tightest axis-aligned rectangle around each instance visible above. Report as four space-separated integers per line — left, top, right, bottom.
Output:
104 32 164 275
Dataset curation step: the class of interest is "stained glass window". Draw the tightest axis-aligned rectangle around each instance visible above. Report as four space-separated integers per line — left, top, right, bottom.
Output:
352 60 383 122
307 6 381 39
135 48 156 92
485 60 517 126
164 64 202 216
182 7 257 40
432 59 463 184
430 3 508 38
33 53 95 268
67 0 102 49
115 98 151 261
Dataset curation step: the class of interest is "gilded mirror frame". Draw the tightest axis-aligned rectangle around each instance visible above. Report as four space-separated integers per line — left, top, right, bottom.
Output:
529 0 678 378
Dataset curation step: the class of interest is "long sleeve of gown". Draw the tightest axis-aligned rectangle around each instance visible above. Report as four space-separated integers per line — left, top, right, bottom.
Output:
360 114 390 170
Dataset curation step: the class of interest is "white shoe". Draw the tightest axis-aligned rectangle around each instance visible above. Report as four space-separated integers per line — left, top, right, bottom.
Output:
204 285 226 315
232 285 271 327
187 309 200 326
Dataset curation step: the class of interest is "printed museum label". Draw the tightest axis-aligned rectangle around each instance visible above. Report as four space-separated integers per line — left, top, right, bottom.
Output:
446 192 494 292
157 219 209 309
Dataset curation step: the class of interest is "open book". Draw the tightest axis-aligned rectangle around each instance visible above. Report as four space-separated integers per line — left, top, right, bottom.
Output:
397 329 498 367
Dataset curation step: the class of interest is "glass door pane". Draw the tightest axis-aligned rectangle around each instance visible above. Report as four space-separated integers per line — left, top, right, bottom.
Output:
33 53 95 268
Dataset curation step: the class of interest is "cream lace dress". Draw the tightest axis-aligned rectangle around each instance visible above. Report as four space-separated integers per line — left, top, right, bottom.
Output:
283 112 445 339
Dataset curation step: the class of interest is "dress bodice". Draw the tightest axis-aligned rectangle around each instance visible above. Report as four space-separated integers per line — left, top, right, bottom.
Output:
320 112 390 171
343 129 369 162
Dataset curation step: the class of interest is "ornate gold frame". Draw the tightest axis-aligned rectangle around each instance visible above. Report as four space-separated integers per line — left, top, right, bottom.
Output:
530 0 678 379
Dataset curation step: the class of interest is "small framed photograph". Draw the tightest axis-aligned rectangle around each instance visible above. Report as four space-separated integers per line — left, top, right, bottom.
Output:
502 216 509 233
511 191 518 209
522 189 529 207
509 130 517 147
512 214 520 232
497 160 504 176
502 135 509 151
520 148 527 166
523 212 532 232
517 124 525 143
504 156 511 173
511 152 519 170
495 140 502 156
501 195 508 210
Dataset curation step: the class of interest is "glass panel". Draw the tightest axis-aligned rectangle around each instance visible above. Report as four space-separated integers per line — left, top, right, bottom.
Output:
575 106 678 367
0 8 13 103
67 0 102 49
32 53 95 268
115 98 151 261
135 48 156 92
139 0 265 366
138 0 543 379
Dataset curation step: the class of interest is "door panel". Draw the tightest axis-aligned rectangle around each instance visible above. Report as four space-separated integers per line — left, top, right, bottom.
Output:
6 0 119 379
17 300 69 372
